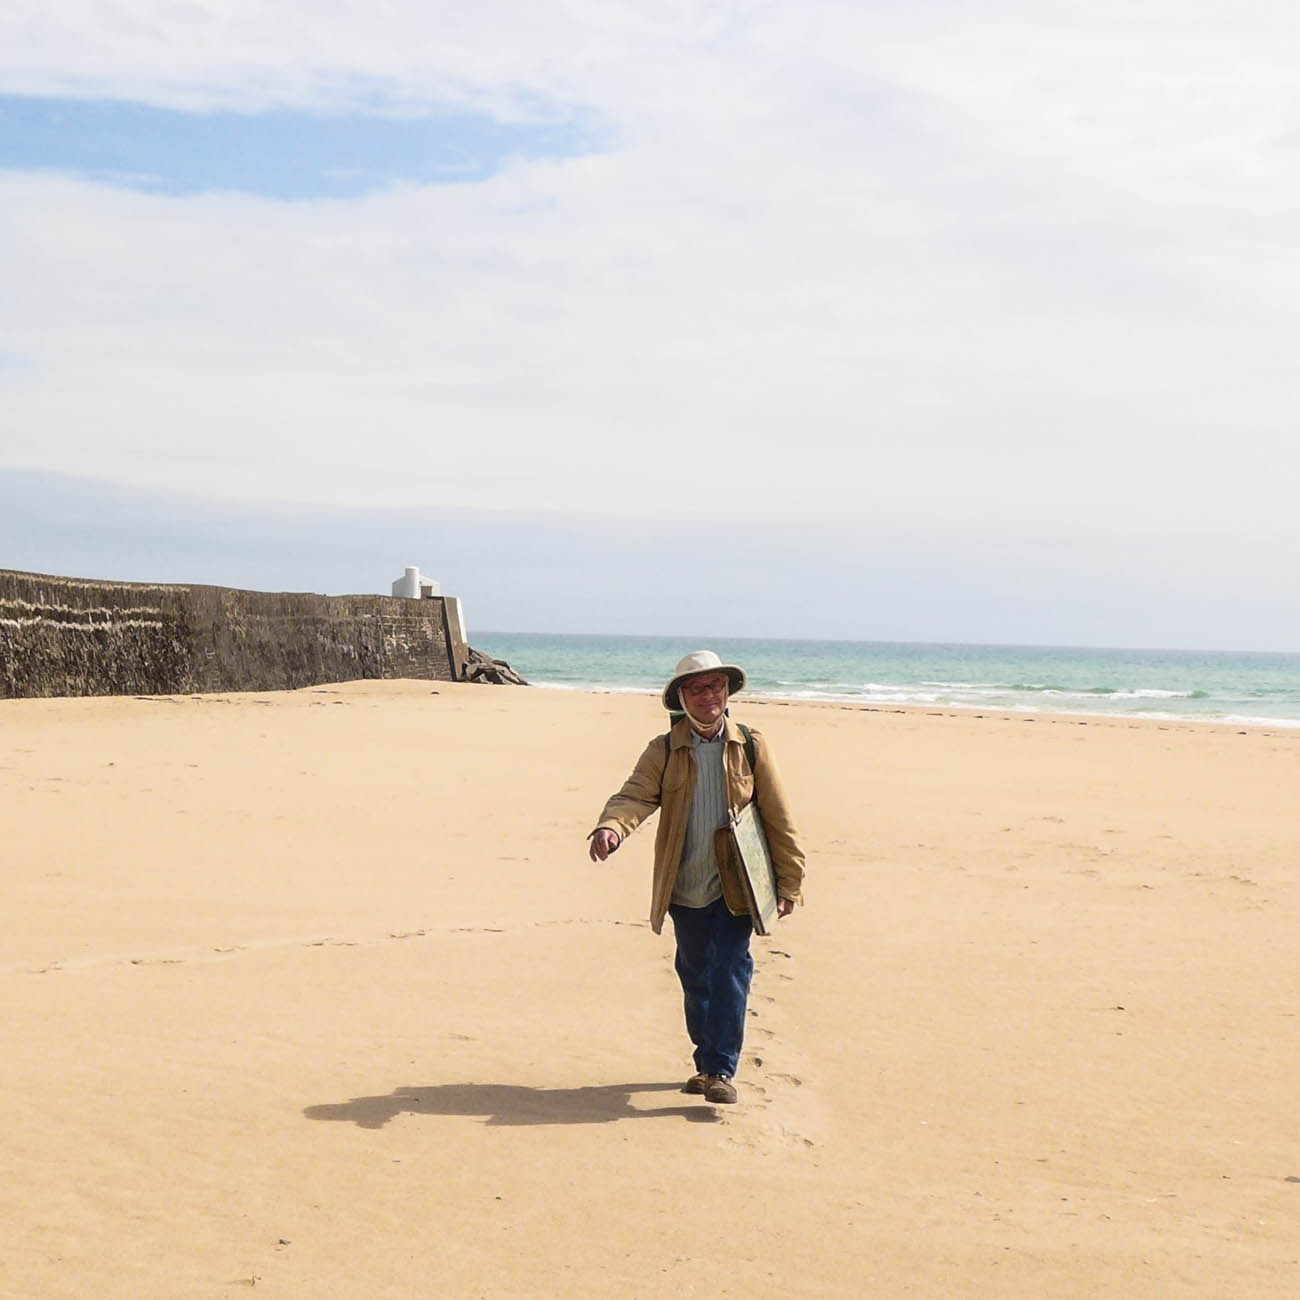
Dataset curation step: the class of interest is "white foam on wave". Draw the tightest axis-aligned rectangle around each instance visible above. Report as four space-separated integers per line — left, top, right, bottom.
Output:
921 679 1007 691
1110 688 1196 700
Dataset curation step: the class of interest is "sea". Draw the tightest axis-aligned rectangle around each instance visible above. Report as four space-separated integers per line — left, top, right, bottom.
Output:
475 632 1300 729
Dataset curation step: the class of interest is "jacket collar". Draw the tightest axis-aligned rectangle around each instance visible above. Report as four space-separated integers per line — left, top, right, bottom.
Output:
668 713 741 750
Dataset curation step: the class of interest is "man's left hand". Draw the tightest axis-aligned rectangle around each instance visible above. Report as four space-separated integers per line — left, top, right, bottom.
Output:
776 897 795 919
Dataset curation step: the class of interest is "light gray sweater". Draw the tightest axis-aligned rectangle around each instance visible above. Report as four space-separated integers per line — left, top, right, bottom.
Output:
671 728 730 908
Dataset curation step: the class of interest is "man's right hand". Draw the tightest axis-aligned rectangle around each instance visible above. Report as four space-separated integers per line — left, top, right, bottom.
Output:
589 829 621 862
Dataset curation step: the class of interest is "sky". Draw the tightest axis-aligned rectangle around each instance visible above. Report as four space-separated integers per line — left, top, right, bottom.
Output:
1 1 1298 649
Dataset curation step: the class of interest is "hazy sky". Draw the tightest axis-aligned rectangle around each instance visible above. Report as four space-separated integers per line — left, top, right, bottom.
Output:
2 2 1298 649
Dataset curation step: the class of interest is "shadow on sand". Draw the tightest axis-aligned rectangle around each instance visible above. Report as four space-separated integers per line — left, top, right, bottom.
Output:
304 1081 721 1129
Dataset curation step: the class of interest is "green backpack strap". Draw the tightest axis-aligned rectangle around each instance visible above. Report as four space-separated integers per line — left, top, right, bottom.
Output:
738 721 757 772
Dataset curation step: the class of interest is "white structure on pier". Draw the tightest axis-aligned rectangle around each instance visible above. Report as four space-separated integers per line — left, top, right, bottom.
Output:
391 566 439 599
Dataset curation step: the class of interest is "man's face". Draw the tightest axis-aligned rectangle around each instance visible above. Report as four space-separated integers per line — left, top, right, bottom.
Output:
680 672 728 724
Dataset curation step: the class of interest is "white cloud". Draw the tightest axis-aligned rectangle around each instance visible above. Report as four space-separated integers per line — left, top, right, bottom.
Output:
2 1 1299 645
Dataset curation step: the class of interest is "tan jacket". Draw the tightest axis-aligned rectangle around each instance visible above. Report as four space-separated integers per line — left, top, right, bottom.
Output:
591 716 805 934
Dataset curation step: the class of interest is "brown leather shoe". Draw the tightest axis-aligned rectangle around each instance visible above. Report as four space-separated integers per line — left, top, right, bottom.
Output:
682 1072 710 1094
705 1075 738 1104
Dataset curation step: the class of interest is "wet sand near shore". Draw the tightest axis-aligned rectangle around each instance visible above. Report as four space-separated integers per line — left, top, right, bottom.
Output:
2 681 1297 1298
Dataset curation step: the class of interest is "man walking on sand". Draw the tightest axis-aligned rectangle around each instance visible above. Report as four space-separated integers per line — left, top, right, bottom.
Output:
588 651 805 1105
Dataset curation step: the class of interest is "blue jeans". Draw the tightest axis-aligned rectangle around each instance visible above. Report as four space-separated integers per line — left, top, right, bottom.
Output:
668 896 754 1079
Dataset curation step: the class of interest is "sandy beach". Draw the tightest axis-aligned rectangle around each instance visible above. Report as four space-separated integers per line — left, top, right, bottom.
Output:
2 680 1297 1298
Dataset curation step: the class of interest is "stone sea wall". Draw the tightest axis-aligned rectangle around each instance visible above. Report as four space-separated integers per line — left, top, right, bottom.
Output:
0 569 459 699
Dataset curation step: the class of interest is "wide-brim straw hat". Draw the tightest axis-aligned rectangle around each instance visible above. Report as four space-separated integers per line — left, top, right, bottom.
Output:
661 649 746 711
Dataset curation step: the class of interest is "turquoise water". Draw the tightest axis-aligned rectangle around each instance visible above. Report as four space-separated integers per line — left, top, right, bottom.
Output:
475 632 1300 728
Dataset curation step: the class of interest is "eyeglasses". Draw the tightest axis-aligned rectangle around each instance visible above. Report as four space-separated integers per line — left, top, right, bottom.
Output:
681 677 728 697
